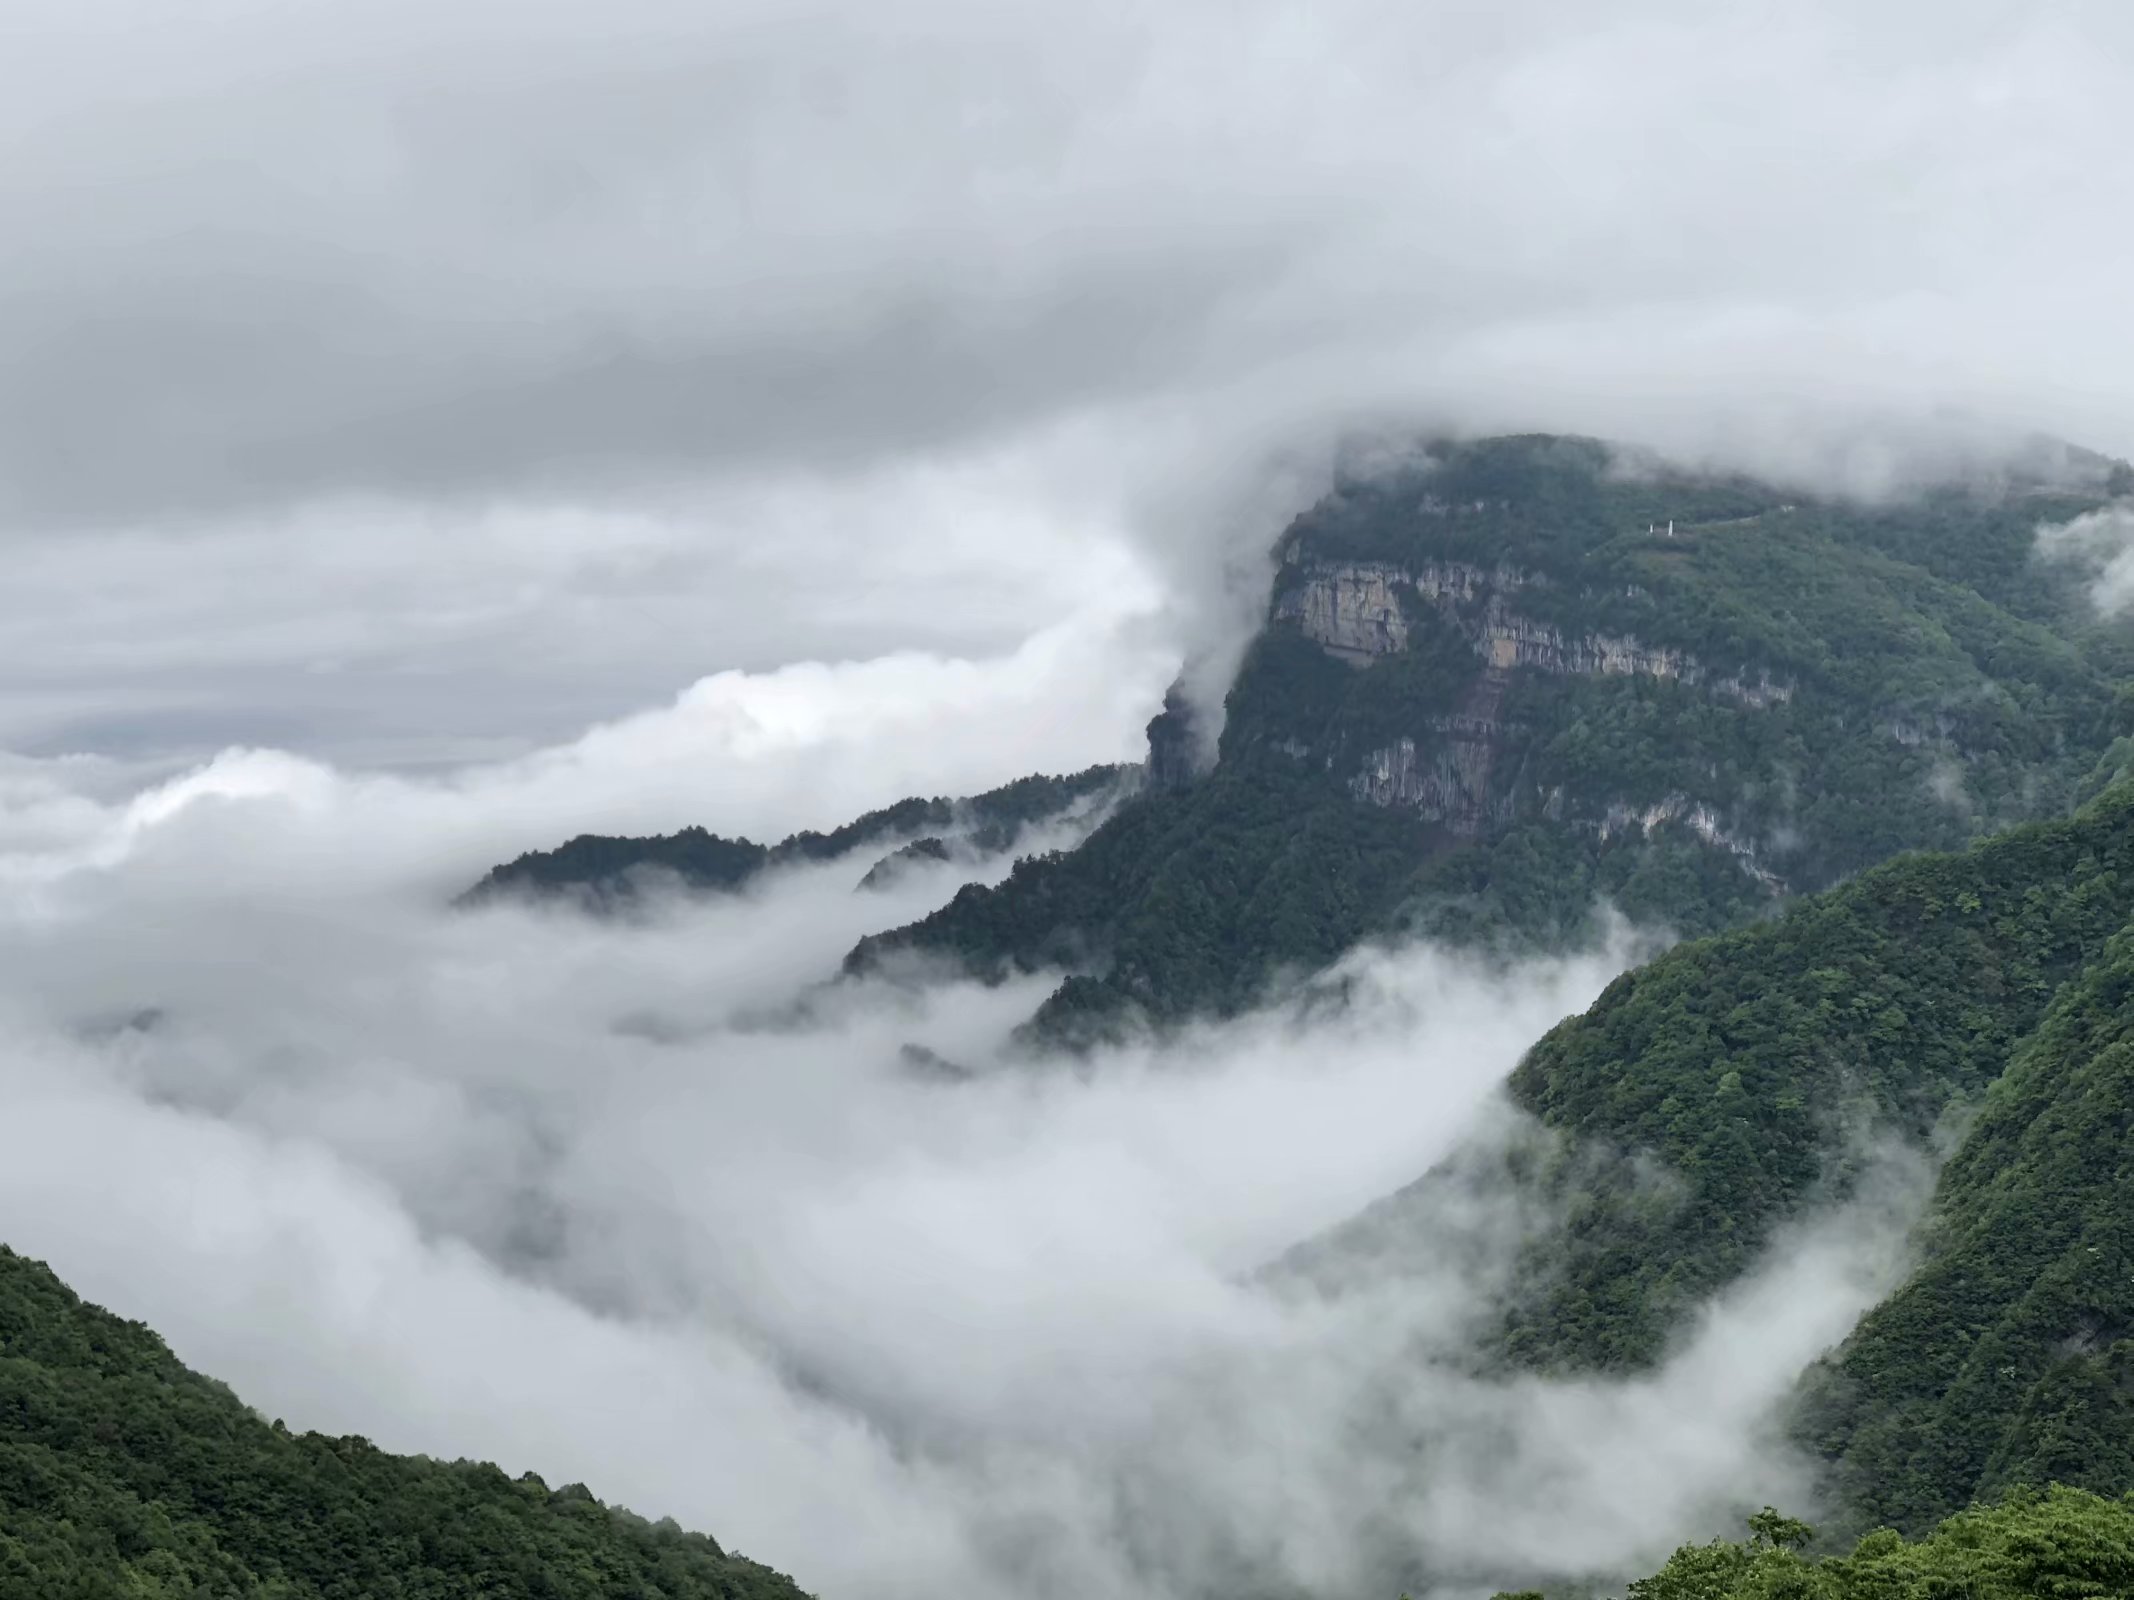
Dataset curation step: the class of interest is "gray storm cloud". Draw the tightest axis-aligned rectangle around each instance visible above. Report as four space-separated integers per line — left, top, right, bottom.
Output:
6 0 2134 763
7 0 2131 521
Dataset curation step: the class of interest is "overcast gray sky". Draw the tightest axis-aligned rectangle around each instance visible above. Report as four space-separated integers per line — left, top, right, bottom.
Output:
5 0 2134 773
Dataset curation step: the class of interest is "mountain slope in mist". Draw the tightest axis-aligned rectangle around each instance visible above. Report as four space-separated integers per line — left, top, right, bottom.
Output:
461 765 1129 909
1797 921 2134 1535
1488 778 2134 1378
1295 777 2134 1554
0 1246 810 1600
851 434 2134 1040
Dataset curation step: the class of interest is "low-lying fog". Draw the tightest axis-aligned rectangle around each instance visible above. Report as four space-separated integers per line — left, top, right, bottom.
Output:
0 663 1928 1598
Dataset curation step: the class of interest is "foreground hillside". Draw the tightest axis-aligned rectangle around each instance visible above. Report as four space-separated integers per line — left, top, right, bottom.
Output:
0 1248 810 1600
1798 918 2134 1534
853 434 2134 1040
1587 1488 2134 1600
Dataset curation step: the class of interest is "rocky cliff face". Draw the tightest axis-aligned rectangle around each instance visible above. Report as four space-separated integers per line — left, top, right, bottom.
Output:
1272 553 1796 876
1349 724 1511 833
1595 793 1782 891
1344 657 1517 833
1279 555 1794 705
1274 562 1412 660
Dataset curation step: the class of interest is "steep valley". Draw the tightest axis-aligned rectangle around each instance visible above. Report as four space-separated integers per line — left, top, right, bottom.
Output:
14 432 2134 1599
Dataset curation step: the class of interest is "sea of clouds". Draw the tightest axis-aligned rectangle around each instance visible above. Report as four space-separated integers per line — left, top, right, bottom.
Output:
0 650 1932 1599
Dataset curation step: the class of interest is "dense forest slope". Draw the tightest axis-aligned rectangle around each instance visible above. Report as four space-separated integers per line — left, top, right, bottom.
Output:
1797 924 2134 1535
852 434 2134 1040
0 1247 810 1599
461 765 1127 908
1489 780 2134 1377
1313 778 2134 1553
1583 1488 2134 1600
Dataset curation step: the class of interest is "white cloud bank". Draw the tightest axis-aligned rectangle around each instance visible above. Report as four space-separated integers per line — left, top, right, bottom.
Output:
4 590 1174 902
0 697 1927 1598
2036 503 2134 619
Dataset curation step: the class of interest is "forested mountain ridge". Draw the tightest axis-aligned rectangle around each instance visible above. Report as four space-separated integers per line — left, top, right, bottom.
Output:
1797 920 2134 1535
1293 774 2134 1569
852 434 2134 1041
1486 778 2134 1381
460 764 1129 909
0 1246 811 1599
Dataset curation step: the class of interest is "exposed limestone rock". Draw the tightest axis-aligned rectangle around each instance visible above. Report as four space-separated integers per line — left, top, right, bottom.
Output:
1282 556 1797 865
1276 563 1411 660
1348 668 1516 836
1350 734 1508 833
1347 744 1787 885
1280 558 1795 707
1410 559 1529 604
1595 794 1783 892
1473 614 1693 679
